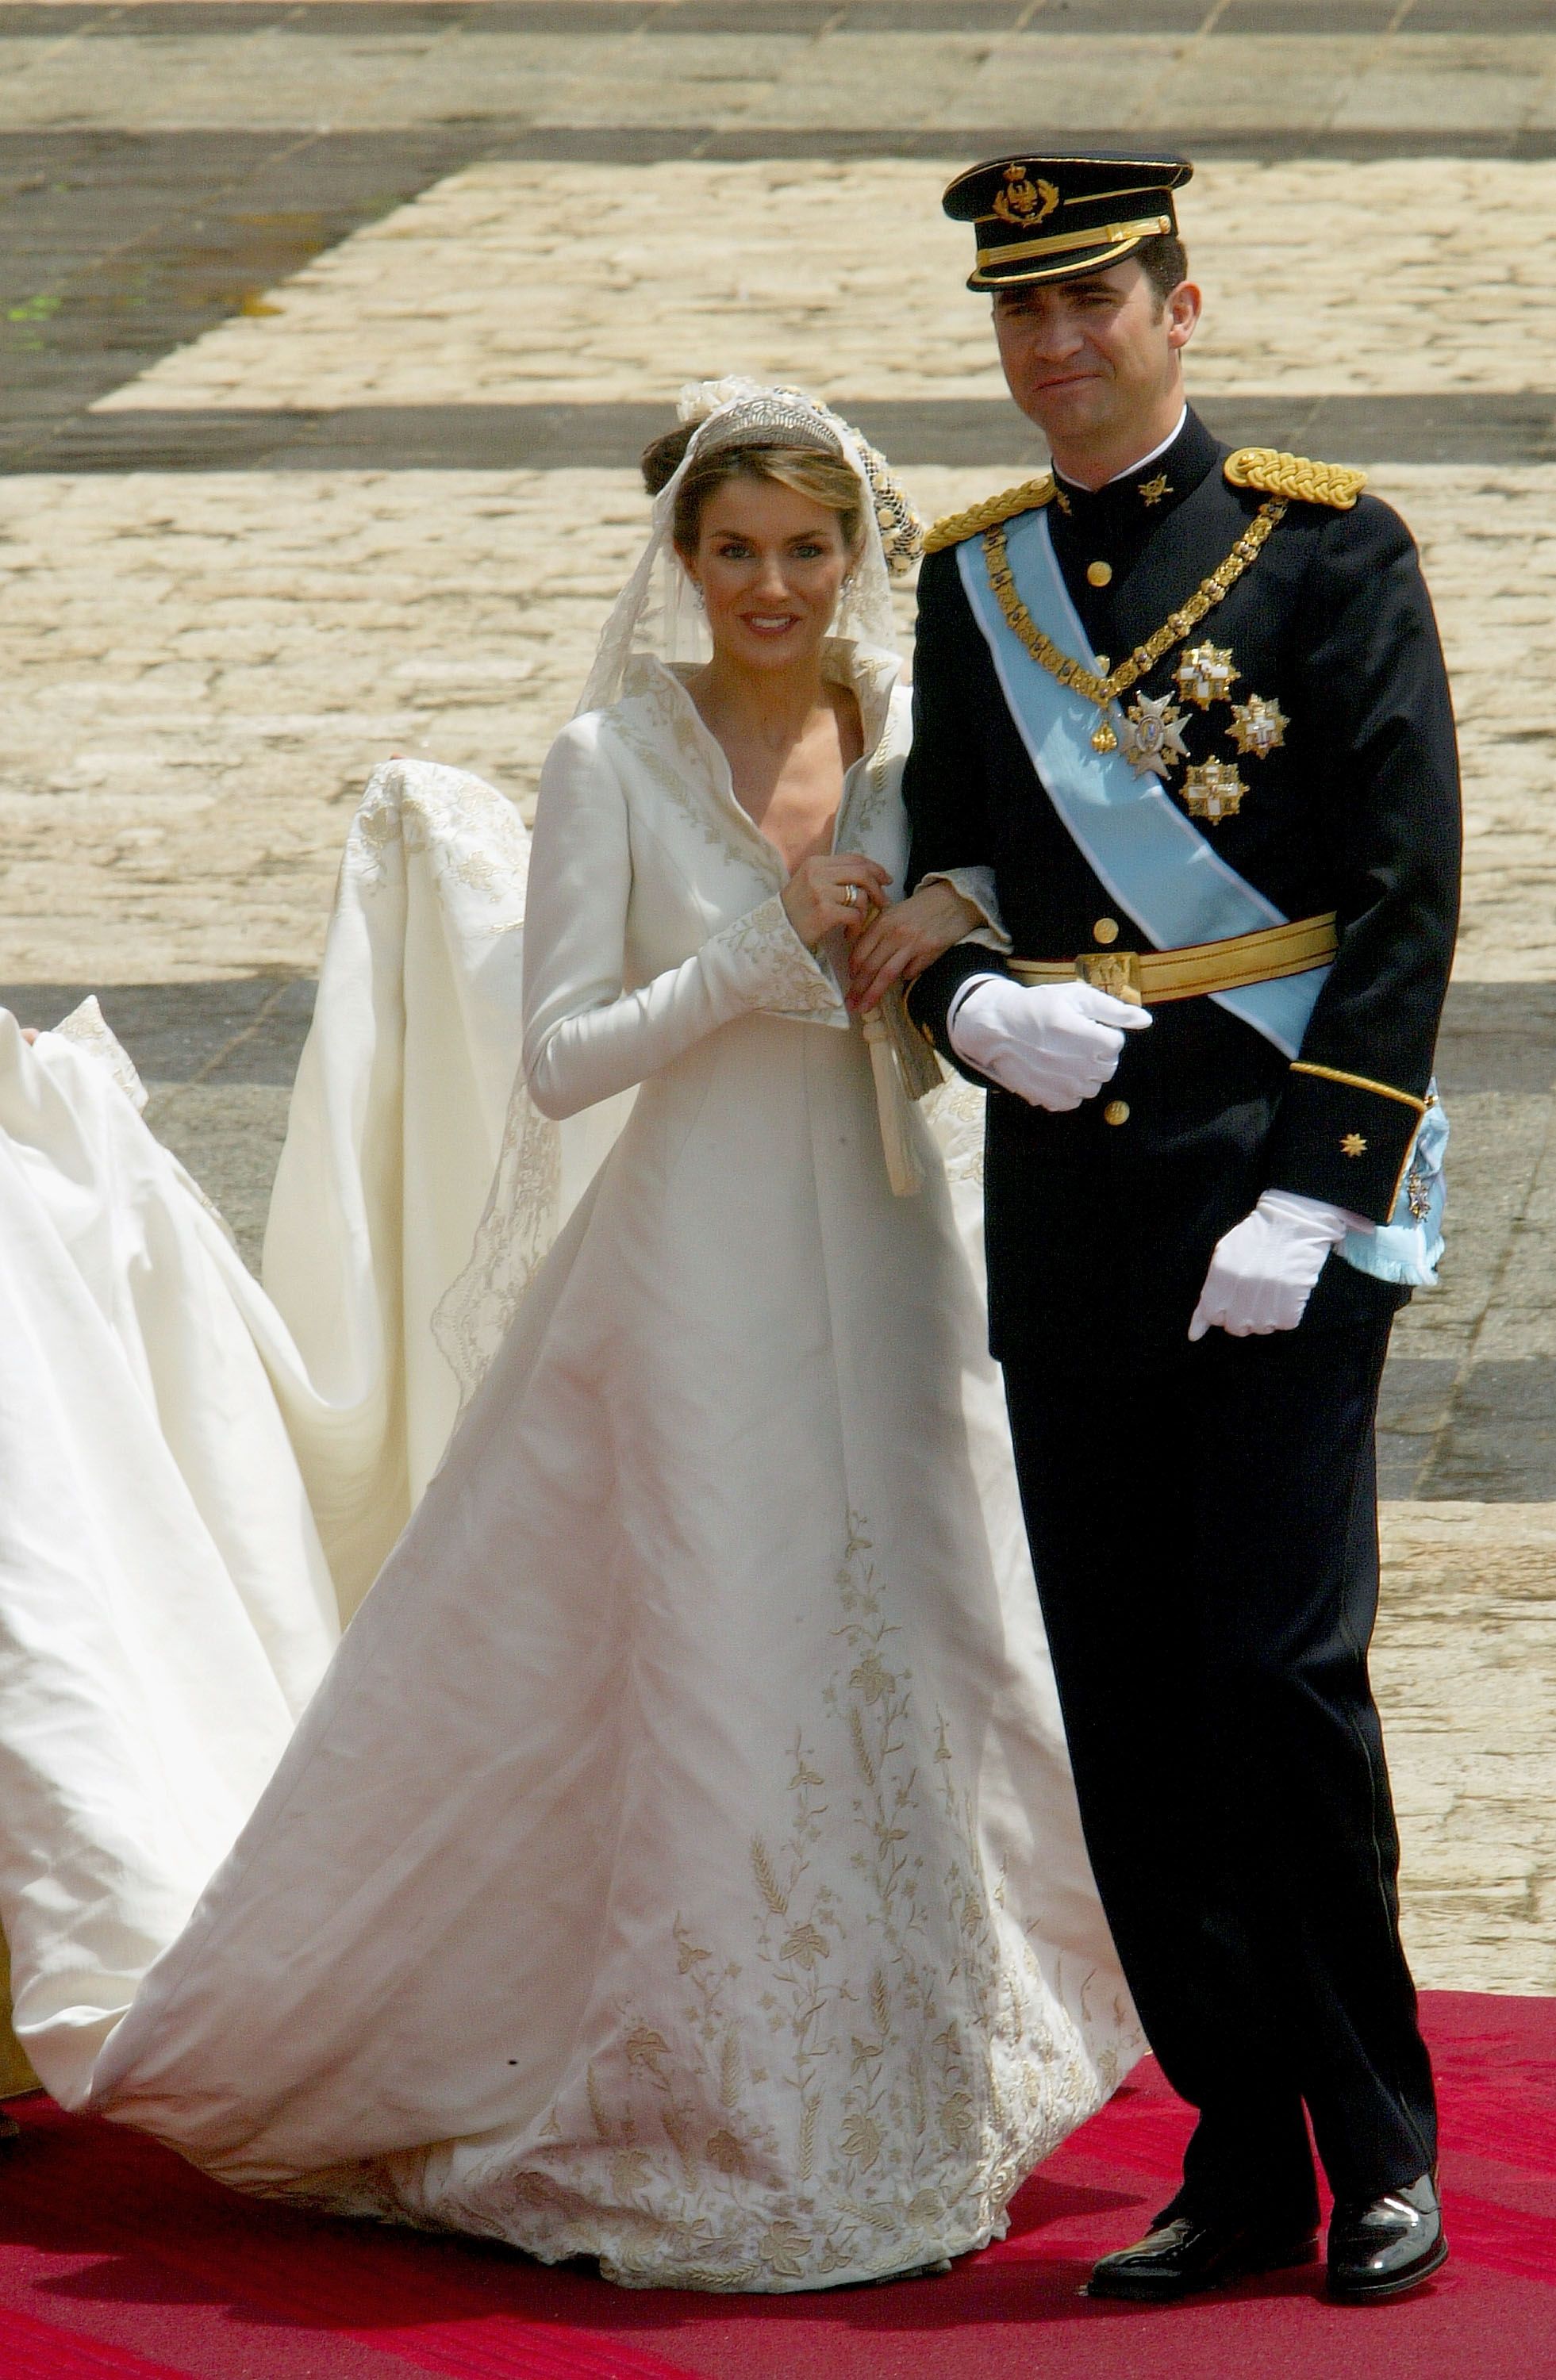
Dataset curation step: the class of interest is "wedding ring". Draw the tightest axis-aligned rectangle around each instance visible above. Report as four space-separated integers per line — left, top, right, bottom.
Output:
843 883 858 908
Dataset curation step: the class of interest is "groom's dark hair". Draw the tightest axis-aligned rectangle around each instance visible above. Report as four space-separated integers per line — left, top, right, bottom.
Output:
1136 234 1189 313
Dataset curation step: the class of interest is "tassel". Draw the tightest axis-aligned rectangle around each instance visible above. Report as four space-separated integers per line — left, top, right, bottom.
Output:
878 982 943 1099
862 1007 924 1196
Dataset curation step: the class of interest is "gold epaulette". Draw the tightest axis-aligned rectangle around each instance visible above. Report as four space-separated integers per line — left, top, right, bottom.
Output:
1224 447 1366 510
923 474 1055 555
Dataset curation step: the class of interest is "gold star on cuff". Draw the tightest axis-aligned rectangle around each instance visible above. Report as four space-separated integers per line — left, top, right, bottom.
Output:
1341 1132 1368 1157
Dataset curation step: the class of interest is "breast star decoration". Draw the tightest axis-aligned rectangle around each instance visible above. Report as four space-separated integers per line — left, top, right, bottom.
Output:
1342 1133 1369 1157
1120 691 1190 781
1176 643 1239 708
1183 757 1246 823
1228 693 1289 759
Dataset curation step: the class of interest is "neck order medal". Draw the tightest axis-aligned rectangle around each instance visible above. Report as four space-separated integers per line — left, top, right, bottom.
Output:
982 499 1288 758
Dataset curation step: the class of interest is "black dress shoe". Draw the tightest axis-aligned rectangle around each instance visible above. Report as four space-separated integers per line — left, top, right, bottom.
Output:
1327 2173 1447 2303
1088 2211 1320 2302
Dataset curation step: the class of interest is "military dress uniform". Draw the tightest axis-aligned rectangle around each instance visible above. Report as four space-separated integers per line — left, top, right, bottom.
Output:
905 167 1461 2243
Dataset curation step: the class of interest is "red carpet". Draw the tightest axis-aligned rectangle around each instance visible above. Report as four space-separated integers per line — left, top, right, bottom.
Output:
1 1991 1552 2380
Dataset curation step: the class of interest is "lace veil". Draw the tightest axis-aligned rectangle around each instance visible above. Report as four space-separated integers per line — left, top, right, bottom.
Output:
433 382 924 1408
576 376 921 713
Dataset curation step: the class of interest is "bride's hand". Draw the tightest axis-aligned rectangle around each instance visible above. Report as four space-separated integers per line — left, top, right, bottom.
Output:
847 882 983 1012
781 854 891 950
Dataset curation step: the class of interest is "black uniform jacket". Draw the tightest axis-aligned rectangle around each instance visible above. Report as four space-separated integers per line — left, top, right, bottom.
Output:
905 408 1462 1365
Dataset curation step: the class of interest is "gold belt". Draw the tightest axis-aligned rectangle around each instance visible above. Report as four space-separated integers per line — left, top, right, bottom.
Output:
1009 912 1338 1006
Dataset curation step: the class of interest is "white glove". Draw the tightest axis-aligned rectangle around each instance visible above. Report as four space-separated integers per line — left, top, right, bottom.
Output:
947 974 1152 1111
1189 1189 1369 1342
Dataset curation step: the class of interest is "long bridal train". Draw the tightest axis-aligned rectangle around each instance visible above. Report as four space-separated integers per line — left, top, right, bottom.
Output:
0 757 1139 2292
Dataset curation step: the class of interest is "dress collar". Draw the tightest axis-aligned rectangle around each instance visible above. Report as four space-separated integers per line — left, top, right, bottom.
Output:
628 639 902 771
619 643 904 873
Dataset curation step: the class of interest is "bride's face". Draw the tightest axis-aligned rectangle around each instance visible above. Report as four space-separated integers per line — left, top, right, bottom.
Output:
684 478 853 674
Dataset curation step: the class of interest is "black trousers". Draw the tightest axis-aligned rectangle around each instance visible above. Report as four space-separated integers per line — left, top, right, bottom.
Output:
1003 1311 1437 2223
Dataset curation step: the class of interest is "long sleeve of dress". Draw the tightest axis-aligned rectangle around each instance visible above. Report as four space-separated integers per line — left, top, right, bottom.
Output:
521 715 844 1122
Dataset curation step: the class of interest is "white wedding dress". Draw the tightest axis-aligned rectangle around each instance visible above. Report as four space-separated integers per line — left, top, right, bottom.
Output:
0 637 1139 2288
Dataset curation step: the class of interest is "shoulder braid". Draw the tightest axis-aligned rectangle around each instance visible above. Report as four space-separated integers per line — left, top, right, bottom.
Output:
1224 447 1366 511
923 474 1055 555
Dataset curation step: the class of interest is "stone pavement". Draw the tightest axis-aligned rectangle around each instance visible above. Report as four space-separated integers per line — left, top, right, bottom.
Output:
1380 1504 1556 1994
1 0 1554 1994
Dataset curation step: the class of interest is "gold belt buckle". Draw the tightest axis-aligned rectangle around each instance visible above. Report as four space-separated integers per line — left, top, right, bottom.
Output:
1074 950 1144 1004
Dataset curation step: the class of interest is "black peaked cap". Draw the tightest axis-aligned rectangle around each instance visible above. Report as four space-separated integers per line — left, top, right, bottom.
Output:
943 152 1192 290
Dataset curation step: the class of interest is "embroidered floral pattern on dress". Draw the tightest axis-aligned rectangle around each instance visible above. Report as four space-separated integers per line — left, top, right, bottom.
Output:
50 997 150 1114
430 1085 562 1411
714 896 841 1021
607 662 751 867
418 1514 1117 2293
924 1080 989 1188
346 760 530 917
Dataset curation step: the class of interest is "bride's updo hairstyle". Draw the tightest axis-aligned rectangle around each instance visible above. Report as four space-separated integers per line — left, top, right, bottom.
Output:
641 416 866 562
575 385 920 714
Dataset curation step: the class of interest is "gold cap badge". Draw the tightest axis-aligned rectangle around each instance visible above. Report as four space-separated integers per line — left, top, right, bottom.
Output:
992 166 1058 228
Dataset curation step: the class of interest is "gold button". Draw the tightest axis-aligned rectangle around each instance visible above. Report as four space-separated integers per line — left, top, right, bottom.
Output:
1104 1100 1131 1127
1093 917 1120 946
1086 559 1112 587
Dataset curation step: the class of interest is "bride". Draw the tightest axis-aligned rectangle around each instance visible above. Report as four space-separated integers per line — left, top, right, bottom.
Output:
0 381 1139 2290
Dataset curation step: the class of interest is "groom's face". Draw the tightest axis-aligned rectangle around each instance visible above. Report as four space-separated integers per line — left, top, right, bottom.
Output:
993 257 1200 459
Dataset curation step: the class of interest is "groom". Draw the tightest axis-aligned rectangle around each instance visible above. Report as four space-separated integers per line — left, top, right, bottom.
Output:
897 154 1461 2303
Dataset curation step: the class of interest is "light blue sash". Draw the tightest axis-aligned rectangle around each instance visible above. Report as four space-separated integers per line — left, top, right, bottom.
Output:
959 507 1445 1287
959 507 1332 1060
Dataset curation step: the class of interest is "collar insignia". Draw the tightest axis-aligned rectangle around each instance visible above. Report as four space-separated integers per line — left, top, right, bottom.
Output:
1138 472 1172 507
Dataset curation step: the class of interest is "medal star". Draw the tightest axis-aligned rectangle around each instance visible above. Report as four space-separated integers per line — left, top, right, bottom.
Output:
1342 1132 1369 1158
1183 758 1246 823
1229 693 1289 758
1120 691 1190 781
1176 642 1239 708
1138 472 1173 507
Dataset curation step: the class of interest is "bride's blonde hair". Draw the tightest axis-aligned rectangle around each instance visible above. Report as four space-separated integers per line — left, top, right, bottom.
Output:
640 421 865 559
